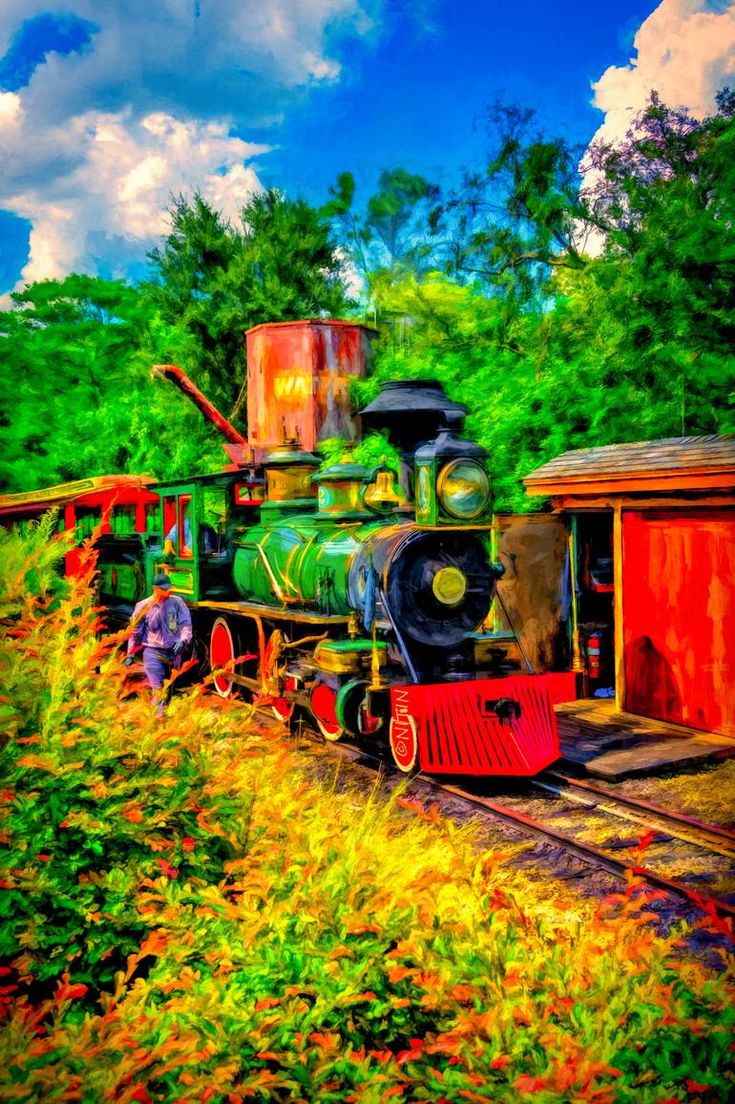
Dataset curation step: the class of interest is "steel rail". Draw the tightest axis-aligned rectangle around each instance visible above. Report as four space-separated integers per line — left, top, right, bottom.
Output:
267 718 735 924
529 773 735 859
542 770 735 845
435 780 735 921
314 733 735 923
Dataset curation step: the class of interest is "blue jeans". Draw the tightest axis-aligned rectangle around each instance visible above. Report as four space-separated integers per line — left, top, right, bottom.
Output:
142 647 181 713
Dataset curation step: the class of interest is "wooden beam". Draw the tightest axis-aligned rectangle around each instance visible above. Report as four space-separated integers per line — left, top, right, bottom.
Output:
569 517 585 681
550 494 735 511
613 505 625 713
526 470 735 497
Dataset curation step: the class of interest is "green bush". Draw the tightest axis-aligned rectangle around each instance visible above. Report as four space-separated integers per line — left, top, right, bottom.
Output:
1 526 733 1102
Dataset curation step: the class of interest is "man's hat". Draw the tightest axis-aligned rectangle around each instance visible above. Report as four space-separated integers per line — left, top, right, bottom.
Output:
152 572 173 590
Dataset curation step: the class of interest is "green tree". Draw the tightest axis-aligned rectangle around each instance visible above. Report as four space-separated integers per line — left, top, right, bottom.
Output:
145 189 353 423
578 91 735 435
0 275 223 493
0 187 356 495
327 168 440 280
352 272 541 509
433 104 591 301
0 276 148 492
363 94 735 509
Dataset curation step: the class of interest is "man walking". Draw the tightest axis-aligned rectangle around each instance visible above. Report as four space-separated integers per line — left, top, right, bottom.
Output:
124 572 192 712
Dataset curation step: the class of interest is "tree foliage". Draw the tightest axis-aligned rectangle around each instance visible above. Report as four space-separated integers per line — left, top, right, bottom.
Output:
435 104 590 298
145 189 353 419
1 93 734 507
326 167 440 299
0 275 224 492
0 189 353 492
349 93 735 510
0 276 147 492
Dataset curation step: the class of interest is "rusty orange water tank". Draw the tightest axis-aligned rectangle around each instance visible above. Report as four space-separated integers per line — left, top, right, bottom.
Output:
245 319 375 453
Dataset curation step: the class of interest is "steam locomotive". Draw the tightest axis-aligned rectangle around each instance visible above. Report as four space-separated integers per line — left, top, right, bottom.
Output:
3 320 571 776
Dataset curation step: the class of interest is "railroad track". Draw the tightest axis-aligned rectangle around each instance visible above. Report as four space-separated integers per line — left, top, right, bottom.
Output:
535 769 735 857
305 730 735 925
439 774 735 921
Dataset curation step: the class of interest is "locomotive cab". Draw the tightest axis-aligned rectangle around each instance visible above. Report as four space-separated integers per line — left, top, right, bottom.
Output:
147 471 262 602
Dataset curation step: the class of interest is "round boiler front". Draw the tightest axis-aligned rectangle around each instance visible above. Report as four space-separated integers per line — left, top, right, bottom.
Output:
350 527 494 648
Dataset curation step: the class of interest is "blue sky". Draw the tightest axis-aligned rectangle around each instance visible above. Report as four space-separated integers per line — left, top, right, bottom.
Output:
254 1 654 200
0 1 733 297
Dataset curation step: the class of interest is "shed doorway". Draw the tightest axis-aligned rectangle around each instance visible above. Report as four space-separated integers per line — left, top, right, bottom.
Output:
572 511 615 697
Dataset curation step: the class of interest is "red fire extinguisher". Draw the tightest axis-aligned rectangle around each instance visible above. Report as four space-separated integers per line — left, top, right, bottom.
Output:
586 632 602 680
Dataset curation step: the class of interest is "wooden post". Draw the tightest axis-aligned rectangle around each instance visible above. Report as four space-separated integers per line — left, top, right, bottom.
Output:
613 504 625 712
569 516 585 680
135 494 147 534
488 515 499 631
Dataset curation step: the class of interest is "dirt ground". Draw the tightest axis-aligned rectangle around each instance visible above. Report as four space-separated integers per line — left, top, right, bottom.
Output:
611 756 735 829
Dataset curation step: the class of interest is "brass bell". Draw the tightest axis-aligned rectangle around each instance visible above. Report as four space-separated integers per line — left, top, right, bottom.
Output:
365 468 403 511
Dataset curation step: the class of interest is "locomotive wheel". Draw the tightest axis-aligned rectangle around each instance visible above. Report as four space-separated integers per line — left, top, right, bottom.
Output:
209 617 238 698
335 678 384 737
309 681 344 741
264 630 295 722
388 714 418 773
271 674 297 723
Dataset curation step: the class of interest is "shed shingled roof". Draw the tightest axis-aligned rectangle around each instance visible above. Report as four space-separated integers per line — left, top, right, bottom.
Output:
524 435 735 496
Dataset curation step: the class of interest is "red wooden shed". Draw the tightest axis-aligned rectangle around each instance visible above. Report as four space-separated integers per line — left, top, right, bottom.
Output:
524 436 735 739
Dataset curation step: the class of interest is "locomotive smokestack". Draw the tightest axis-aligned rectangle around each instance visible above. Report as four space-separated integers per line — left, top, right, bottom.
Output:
359 380 467 452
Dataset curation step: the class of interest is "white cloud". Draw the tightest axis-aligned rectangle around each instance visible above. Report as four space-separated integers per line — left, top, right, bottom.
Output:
2 107 267 285
576 1 735 256
0 2 376 119
0 1 381 289
591 0 735 144
0 90 21 126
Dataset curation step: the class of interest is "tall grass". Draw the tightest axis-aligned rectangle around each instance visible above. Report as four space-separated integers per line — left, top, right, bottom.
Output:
0 525 733 1102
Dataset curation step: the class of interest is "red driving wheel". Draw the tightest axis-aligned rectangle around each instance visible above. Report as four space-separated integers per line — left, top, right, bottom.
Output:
309 681 344 741
263 632 295 722
210 617 237 698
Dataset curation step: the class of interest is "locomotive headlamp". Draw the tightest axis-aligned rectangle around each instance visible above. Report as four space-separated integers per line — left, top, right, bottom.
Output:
432 565 467 606
437 459 490 520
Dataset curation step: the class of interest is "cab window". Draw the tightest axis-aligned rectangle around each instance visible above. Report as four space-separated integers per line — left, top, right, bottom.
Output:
76 507 101 540
202 487 227 555
163 496 176 542
178 496 193 558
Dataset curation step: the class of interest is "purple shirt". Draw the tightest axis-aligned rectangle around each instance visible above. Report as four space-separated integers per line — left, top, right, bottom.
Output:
127 594 192 654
